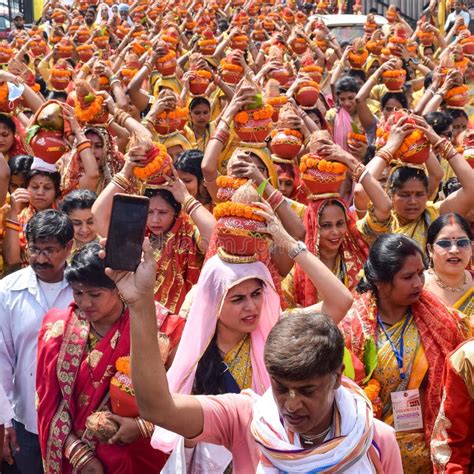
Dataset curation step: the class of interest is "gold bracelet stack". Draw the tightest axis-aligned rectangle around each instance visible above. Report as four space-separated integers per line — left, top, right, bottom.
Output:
376 149 394 165
5 218 21 232
77 140 92 154
68 441 94 470
211 127 230 145
351 162 366 182
433 137 458 161
112 172 132 192
135 418 154 439
182 195 202 216
142 118 155 129
114 109 132 127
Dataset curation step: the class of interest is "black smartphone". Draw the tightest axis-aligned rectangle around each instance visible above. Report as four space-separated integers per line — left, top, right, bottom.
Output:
105 194 150 271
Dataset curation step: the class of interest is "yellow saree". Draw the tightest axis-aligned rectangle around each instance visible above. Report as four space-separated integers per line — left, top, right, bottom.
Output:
391 202 440 250
223 335 253 390
372 315 432 473
453 287 474 319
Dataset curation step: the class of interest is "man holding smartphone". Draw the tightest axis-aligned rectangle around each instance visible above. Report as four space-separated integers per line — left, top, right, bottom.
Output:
0 211 74 474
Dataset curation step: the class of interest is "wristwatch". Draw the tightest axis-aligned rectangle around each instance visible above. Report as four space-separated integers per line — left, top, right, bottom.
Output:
288 241 307 259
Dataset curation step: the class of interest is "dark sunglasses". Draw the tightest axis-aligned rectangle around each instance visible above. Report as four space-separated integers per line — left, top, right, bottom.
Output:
434 238 471 249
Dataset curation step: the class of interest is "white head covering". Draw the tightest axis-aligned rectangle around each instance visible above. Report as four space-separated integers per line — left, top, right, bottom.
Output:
31 157 58 173
96 3 113 24
152 253 281 453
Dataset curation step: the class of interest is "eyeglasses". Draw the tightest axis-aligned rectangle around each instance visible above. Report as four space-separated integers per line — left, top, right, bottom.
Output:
28 246 64 258
434 238 471 250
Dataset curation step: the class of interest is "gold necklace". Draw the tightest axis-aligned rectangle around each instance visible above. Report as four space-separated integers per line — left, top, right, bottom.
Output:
430 269 467 293
300 425 332 445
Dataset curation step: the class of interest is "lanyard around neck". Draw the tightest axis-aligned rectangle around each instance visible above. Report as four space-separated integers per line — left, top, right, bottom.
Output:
377 312 411 380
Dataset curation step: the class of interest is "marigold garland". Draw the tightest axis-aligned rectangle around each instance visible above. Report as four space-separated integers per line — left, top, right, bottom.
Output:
232 35 248 43
121 68 138 77
194 70 212 79
460 37 474 45
51 67 73 78
156 106 189 120
271 128 303 139
77 44 94 52
93 35 109 42
234 104 274 124
366 40 384 53
300 155 347 174
445 84 469 100
162 34 179 45
75 95 105 122
0 83 8 103
301 65 323 73
99 76 110 86
133 143 170 180
213 202 265 221
298 80 320 90
156 50 177 63
221 62 244 72
115 356 131 376
395 129 425 157
198 38 217 47
363 378 381 401
348 49 368 65
454 57 469 70
382 69 406 78
57 44 73 53
389 36 407 44
132 42 146 55
348 131 368 143
265 96 288 106
216 176 248 189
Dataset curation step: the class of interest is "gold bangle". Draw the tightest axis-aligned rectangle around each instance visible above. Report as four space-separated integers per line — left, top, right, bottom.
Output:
65 439 82 460
219 117 230 129
74 450 95 471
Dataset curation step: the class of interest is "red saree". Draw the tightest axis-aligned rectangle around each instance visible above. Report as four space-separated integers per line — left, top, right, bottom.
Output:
151 213 202 313
295 197 368 306
339 290 467 443
36 303 182 473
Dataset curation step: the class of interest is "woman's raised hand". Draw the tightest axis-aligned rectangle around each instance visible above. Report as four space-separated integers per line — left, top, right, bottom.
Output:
9 188 30 215
223 82 256 119
122 145 148 178
101 237 157 305
252 200 295 251
410 114 440 144
384 115 415 152
157 167 190 203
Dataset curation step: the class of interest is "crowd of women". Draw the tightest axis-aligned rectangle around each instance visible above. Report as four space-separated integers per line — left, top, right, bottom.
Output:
0 0 473 472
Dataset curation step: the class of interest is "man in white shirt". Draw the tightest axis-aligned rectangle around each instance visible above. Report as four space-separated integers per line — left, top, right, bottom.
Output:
0 210 74 474
445 0 470 31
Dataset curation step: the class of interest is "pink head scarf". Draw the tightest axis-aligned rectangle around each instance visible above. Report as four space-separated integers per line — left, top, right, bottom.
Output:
152 253 281 453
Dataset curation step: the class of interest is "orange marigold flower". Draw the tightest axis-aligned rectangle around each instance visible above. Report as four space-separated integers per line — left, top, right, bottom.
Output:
157 106 189 120
115 356 131 376
216 176 247 188
156 50 177 63
75 95 105 123
213 202 265 221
